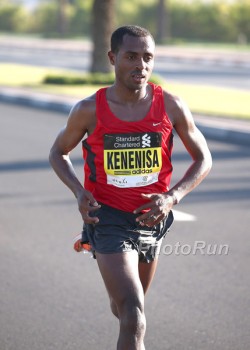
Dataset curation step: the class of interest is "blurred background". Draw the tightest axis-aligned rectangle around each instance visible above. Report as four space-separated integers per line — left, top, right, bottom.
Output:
0 1 250 350
0 0 250 116
1 0 249 44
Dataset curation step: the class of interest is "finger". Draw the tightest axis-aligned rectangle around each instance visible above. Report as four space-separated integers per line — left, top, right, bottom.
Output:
136 210 158 224
80 206 100 223
85 217 99 224
88 196 100 207
134 202 154 214
141 192 159 198
82 213 99 224
142 215 158 227
150 213 165 226
90 200 100 207
136 211 152 223
88 204 101 212
141 213 165 227
83 191 100 208
133 193 158 214
79 199 101 212
78 204 99 217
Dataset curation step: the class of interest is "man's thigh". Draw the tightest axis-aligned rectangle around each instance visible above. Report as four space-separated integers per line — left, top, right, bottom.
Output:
139 258 159 294
96 251 144 308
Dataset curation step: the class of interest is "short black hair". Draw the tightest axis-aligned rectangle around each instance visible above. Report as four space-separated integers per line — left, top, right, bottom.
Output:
111 25 155 54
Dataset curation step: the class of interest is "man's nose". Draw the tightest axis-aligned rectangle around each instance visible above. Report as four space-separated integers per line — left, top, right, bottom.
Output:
136 58 146 70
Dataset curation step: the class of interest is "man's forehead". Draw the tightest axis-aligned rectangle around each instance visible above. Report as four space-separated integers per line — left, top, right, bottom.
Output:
120 34 155 53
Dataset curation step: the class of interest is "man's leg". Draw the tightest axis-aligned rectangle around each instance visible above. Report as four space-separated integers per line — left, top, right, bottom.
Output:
109 257 159 316
107 258 159 319
96 251 146 350
138 258 158 294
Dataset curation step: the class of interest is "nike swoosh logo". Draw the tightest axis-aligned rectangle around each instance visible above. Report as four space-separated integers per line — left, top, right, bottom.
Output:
153 122 162 126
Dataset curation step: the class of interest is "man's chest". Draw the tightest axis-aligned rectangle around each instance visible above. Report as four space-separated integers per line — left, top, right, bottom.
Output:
108 100 152 122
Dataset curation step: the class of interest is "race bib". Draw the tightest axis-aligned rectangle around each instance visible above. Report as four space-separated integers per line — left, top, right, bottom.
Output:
104 132 162 188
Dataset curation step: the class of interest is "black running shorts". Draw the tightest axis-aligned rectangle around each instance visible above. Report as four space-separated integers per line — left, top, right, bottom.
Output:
81 203 174 263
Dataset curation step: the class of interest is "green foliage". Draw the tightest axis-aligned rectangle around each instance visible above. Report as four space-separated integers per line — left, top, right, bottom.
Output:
43 72 164 86
114 0 250 43
29 2 59 37
171 1 237 42
115 0 156 36
0 2 29 32
43 73 115 85
230 0 250 43
68 0 91 36
0 0 250 43
24 0 86 38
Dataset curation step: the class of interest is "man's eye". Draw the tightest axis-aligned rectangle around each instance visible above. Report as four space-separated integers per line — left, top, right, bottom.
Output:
128 55 135 60
145 56 153 62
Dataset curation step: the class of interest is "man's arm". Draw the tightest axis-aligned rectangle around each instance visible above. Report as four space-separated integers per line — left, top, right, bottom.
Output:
134 92 212 226
49 97 100 224
166 93 212 203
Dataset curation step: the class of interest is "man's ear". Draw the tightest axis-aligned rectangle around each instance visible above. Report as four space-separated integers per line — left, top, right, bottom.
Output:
108 51 115 66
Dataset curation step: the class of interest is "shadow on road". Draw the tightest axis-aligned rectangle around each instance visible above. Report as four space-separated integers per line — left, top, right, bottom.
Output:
0 158 82 172
0 142 249 173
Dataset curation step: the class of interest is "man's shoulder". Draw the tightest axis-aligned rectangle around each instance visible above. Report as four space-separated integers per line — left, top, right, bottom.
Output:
161 88 184 119
162 89 182 109
161 88 193 127
73 92 97 114
67 93 97 131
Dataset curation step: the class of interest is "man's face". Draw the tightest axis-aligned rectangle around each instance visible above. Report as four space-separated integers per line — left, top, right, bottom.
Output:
109 34 155 91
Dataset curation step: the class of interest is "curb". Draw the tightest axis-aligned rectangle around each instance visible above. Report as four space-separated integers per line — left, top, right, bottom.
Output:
0 89 72 114
1 89 250 147
194 117 250 147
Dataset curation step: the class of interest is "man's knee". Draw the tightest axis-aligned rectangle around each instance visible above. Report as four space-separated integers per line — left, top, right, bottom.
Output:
119 297 146 333
110 298 119 319
110 296 146 329
121 306 146 335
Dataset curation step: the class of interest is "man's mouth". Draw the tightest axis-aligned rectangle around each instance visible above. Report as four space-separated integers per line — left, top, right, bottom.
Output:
132 73 146 83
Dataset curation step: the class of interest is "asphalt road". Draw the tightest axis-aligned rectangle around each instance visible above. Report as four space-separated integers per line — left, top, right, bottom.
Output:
0 103 250 350
1 45 250 90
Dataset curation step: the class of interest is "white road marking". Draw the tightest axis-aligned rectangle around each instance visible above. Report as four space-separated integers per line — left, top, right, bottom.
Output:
172 209 197 222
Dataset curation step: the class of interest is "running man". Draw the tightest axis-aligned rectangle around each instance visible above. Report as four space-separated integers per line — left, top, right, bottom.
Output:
49 25 212 350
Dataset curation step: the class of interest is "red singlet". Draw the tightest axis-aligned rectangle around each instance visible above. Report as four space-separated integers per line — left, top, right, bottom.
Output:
82 83 173 213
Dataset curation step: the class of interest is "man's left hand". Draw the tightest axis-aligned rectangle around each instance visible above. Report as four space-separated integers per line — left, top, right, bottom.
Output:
133 193 174 227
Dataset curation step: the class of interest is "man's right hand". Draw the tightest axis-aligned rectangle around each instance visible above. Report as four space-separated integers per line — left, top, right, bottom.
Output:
76 189 101 224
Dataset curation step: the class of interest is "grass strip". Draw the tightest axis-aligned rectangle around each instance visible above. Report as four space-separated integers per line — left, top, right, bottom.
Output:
166 82 250 119
1 63 249 119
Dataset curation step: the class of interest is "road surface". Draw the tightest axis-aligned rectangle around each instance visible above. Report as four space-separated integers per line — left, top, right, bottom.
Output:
0 103 250 350
1 42 250 90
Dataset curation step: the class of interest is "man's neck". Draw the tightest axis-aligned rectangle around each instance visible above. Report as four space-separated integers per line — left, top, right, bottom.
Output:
108 84 151 106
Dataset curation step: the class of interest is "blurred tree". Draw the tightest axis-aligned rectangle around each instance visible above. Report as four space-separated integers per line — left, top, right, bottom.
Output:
91 0 115 73
230 0 250 43
68 0 92 37
1 0 249 45
31 1 58 37
115 0 156 37
156 0 171 43
58 0 68 37
0 1 28 32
